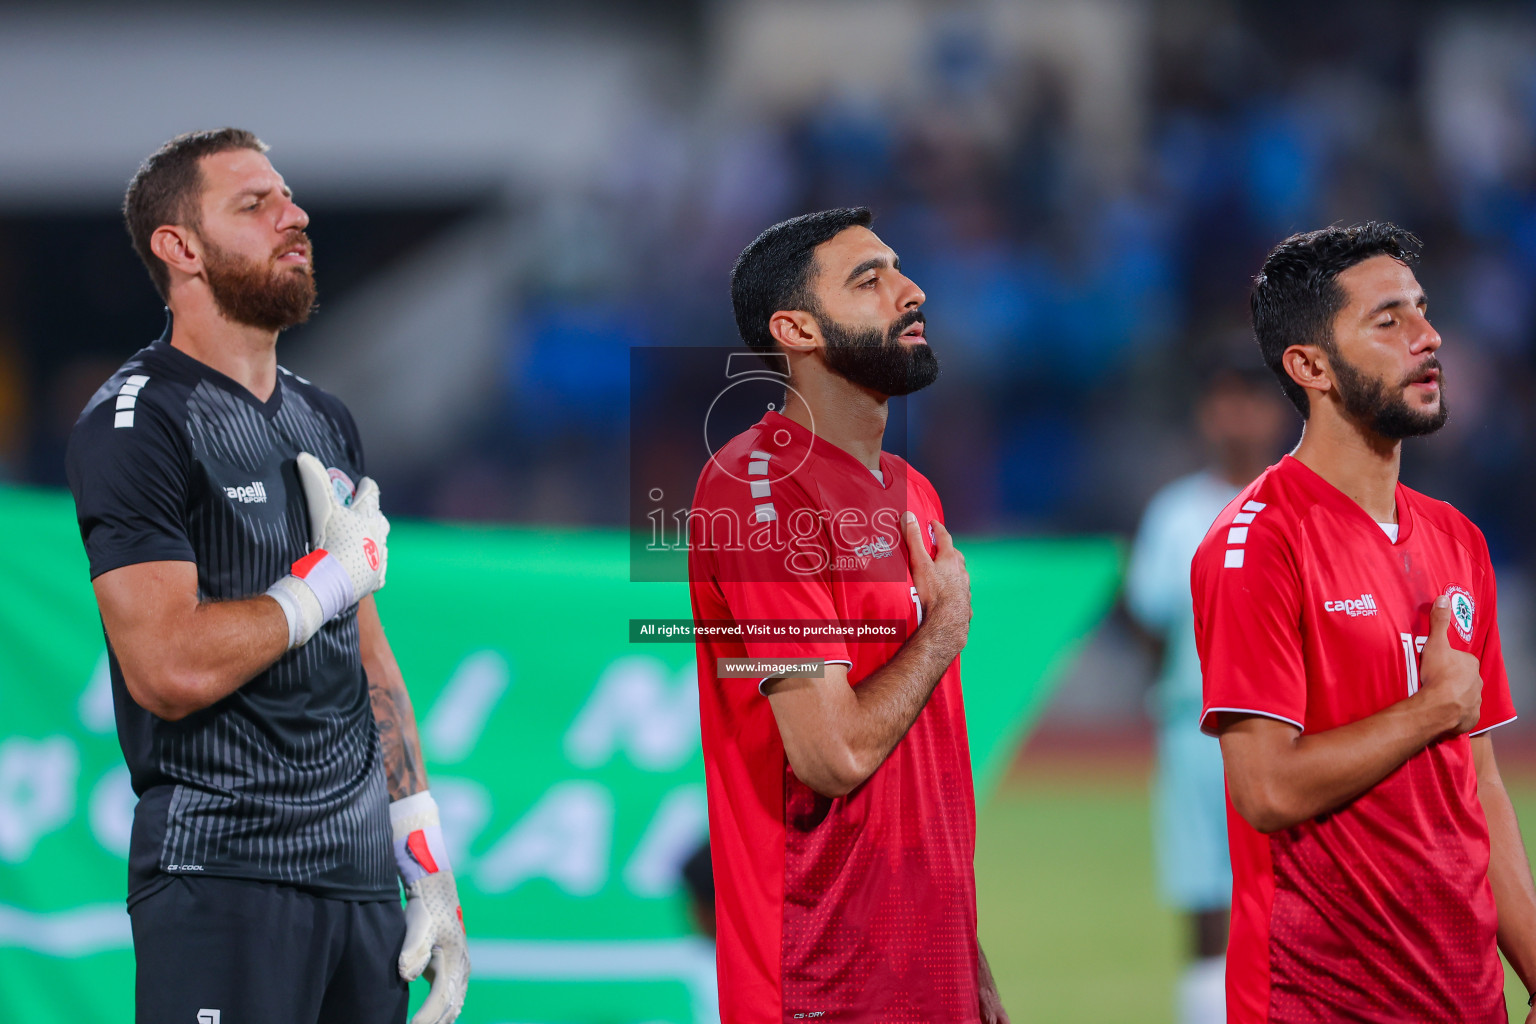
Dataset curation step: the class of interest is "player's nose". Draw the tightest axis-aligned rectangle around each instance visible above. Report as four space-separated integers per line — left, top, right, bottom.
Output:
895 271 925 311
1413 314 1442 354
279 198 310 233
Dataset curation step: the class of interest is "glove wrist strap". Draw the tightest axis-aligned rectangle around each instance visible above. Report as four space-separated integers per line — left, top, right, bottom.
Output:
266 576 322 649
266 549 358 650
289 549 356 621
390 790 452 884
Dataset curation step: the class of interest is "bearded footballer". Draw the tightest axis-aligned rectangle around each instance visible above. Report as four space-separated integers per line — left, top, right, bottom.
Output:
1195 223 1536 1022
66 129 469 1024
688 208 1007 1024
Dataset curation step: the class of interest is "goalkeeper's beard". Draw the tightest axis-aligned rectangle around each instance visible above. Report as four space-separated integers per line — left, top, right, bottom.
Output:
202 234 317 333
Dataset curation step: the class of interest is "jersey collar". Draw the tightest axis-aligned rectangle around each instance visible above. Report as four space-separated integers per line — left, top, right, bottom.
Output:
1280 454 1415 545
759 411 894 488
151 312 286 420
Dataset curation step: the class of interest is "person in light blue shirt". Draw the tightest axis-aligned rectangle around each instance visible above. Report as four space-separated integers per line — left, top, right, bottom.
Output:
1125 366 1291 1024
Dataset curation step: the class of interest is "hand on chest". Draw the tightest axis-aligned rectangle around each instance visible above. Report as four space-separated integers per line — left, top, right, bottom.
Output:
814 477 939 625
1302 531 1480 724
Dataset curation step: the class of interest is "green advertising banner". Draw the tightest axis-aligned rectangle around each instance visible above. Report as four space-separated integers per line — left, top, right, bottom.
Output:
0 486 1120 1023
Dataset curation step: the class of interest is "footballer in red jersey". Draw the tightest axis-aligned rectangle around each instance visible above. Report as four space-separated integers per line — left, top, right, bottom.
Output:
687 208 1008 1024
1194 222 1536 1023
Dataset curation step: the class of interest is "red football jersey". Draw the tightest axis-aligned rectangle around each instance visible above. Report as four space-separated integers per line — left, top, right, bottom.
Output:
688 411 980 1024
1193 455 1517 1023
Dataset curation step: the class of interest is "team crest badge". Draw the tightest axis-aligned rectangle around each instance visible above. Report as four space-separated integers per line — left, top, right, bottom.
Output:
1445 585 1475 643
327 467 356 507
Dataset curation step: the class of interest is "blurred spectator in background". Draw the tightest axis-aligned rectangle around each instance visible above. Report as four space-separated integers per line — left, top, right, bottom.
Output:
1124 365 1292 1024
0 334 24 480
681 840 715 942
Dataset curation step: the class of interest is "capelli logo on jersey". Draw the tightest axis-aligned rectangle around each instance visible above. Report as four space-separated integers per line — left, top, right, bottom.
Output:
854 536 895 560
1324 593 1378 617
224 482 269 504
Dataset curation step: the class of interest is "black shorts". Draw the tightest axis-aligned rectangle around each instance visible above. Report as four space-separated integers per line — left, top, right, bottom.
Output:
130 875 408 1024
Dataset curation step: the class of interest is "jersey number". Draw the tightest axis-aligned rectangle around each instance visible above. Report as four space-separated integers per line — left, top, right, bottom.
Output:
1400 632 1428 695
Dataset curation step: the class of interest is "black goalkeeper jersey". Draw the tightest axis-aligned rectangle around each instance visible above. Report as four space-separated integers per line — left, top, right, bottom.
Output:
65 323 395 904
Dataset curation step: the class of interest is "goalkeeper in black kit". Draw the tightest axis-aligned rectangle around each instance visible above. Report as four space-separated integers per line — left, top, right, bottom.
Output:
66 128 469 1023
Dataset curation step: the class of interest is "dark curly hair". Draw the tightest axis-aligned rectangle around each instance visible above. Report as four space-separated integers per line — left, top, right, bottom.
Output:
1251 221 1422 417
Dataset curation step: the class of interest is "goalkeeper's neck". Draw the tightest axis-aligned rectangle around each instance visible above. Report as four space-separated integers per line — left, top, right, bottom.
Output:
166 303 282 403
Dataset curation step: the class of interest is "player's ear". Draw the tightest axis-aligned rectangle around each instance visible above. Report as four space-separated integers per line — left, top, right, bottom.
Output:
150 225 202 280
1282 344 1333 401
769 310 821 354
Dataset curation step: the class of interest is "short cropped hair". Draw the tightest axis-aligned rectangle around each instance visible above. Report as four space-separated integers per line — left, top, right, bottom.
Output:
1251 222 1422 417
123 128 268 301
731 208 873 353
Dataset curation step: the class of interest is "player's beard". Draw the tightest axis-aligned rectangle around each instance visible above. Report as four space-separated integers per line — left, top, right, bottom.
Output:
202 232 316 333
817 309 940 397
1331 351 1449 439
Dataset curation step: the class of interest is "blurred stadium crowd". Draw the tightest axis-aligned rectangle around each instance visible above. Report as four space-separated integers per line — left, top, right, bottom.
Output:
3 0 1536 562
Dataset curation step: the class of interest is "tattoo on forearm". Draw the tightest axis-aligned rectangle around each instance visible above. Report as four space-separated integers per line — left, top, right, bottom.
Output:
369 675 427 801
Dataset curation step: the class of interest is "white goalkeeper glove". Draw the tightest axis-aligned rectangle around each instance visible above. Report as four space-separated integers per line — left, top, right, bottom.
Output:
391 791 470 1024
266 451 390 649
